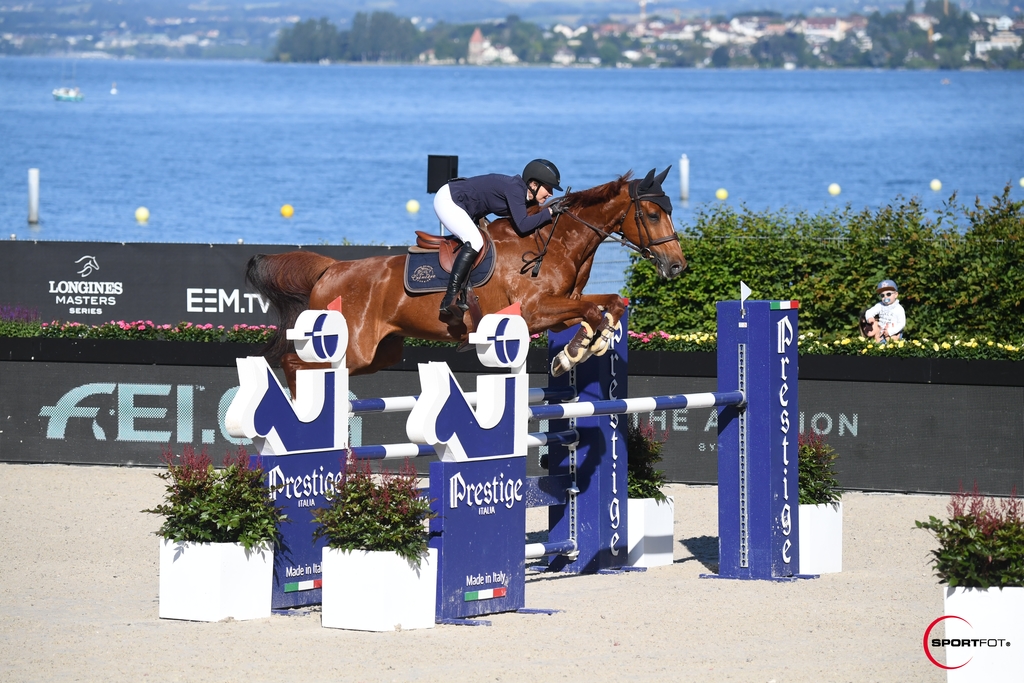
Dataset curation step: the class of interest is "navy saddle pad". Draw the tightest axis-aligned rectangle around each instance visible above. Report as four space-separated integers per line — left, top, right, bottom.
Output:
403 245 496 294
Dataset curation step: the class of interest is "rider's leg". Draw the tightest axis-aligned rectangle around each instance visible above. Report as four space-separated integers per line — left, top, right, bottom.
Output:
433 185 484 316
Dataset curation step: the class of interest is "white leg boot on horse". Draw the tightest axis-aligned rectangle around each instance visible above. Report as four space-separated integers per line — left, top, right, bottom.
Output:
439 244 479 321
588 311 620 357
551 321 595 377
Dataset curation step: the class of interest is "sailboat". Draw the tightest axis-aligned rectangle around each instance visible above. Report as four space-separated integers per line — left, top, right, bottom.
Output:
52 61 84 101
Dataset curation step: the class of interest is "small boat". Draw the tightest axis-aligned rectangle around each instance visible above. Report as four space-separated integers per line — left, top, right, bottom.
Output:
52 86 84 102
110 82 118 95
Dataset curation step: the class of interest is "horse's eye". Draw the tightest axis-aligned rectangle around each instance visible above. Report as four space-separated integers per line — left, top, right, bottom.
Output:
648 212 660 222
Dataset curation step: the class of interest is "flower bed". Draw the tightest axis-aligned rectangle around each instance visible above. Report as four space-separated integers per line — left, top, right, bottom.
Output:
0 318 275 344
1 308 1020 361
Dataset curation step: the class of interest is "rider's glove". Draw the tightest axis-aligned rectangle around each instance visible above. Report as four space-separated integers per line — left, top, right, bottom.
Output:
548 199 568 216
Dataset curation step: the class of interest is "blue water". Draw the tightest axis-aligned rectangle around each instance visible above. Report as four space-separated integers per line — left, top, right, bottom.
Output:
2 57 1022 285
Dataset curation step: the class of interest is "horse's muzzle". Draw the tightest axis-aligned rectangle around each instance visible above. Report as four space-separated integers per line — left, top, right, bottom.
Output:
656 256 687 279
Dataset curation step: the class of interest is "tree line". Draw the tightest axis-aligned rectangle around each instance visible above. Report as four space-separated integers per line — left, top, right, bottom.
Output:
271 4 1023 70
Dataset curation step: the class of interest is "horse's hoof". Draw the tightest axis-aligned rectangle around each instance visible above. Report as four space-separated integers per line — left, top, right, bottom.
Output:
550 353 571 377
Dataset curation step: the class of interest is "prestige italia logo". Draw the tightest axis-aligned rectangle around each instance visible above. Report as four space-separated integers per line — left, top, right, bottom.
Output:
48 255 123 315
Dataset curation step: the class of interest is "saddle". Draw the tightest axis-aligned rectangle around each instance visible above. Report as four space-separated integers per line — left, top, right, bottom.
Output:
410 222 492 273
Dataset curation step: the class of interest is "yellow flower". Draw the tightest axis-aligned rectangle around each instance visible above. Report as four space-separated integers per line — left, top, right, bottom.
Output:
954 340 961 346
861 348 869 354
897 340 905 348
933 343 940 351
941 342 951 350
998 343 1004 349
988 341 995 346
841 338 851 345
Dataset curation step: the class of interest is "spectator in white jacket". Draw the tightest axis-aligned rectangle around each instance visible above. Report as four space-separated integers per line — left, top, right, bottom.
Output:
862 279 906 342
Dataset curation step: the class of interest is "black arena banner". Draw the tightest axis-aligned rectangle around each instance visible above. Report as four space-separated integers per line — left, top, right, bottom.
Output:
4 359 1022 495
0 241 398 325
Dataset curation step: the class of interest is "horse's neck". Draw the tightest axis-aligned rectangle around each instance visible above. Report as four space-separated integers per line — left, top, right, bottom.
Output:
556 196 631 269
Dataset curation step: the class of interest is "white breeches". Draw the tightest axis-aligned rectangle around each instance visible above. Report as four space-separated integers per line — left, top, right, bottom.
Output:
433 184 485 251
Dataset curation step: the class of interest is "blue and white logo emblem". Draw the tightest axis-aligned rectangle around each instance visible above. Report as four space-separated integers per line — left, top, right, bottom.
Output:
468 313 529 370
287 310 348 364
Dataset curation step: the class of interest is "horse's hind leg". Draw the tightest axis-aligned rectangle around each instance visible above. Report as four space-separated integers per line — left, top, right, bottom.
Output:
358 334 404 376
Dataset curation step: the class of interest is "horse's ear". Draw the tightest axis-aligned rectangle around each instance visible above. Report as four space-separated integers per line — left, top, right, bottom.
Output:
639 168 656 190
654 166 671 188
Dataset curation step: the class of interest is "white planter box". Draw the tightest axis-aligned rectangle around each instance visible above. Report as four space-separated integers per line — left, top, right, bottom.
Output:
798 502 842 574
321 548 437 631
159 539 273 622
940 586 1024 682
627 497 675 567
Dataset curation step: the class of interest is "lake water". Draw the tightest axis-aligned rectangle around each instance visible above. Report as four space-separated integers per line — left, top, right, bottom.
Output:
1 57 1022 290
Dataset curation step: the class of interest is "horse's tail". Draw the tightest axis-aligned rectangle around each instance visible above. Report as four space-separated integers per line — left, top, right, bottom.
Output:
246 251 336 363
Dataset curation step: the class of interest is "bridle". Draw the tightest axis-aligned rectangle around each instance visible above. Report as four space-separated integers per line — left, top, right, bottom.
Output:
521 180 676 276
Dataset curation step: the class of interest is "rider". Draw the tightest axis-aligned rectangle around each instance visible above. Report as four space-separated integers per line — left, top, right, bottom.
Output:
433 159 563 317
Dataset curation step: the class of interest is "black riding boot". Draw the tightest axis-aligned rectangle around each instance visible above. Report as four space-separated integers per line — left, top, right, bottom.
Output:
439 244 479 318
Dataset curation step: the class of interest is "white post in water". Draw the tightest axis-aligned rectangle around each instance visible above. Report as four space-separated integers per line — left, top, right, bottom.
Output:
679 154 689 202
28 168 39 224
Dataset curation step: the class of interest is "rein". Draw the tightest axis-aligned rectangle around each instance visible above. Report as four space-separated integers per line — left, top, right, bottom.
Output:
520 182 676 277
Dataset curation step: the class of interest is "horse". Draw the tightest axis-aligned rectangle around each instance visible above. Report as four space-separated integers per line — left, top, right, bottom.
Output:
247 168 686 390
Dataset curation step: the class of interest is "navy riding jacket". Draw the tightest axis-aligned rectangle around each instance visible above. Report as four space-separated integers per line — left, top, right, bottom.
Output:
448 174 552 236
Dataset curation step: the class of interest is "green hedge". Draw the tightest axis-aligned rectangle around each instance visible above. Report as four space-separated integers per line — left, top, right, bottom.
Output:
625 186 1024 341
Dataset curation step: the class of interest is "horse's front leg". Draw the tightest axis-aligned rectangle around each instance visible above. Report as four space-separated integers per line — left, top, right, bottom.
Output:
579 294 627 357
523 294 625 376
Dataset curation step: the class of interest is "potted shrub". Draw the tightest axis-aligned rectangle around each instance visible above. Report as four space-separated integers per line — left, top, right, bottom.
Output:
626 421 674 567
145 445 286 622
798 433 843 574
917 487 1024 680
313 455 437 631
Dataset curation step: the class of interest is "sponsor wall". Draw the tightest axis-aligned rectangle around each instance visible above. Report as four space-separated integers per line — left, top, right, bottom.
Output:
3 358 1022 495
1 241 398 325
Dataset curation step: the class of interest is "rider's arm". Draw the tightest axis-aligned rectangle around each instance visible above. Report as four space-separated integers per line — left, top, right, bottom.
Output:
508 203 553 235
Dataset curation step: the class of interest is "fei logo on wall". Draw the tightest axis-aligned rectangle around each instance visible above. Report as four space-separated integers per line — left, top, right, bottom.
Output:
225 309 350 455
406 308 530 462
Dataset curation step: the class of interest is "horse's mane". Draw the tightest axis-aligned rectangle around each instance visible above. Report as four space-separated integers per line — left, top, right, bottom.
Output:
561 173 633 211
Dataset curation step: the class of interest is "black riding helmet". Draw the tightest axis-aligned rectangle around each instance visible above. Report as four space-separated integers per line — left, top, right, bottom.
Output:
522 159 563 192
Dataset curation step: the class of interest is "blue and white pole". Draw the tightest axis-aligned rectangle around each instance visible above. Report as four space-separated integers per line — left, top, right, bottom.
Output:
715 299 801 580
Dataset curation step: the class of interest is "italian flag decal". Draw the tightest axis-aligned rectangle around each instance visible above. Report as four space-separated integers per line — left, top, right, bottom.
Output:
464 587 507 602
283 579 322 593
770 300 800 310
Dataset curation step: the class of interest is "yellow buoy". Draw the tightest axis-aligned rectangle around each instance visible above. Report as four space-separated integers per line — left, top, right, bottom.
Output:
828 183 841 196
135 206 150 223
280 204 294 219
715 188 728 201
930 179 942 192
406 199 421 213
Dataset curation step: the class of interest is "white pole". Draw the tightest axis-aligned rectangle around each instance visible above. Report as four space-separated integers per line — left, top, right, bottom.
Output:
679 154 689 202
28 168 39 224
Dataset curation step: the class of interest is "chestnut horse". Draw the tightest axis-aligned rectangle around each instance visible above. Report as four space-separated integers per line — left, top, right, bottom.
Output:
247 168 685 387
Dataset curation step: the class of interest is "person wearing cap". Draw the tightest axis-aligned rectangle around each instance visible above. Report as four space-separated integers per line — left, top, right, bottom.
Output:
433 159 563 318
862 279 906 342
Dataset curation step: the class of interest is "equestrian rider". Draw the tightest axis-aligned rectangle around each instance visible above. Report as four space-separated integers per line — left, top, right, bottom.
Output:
433 159 563 317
